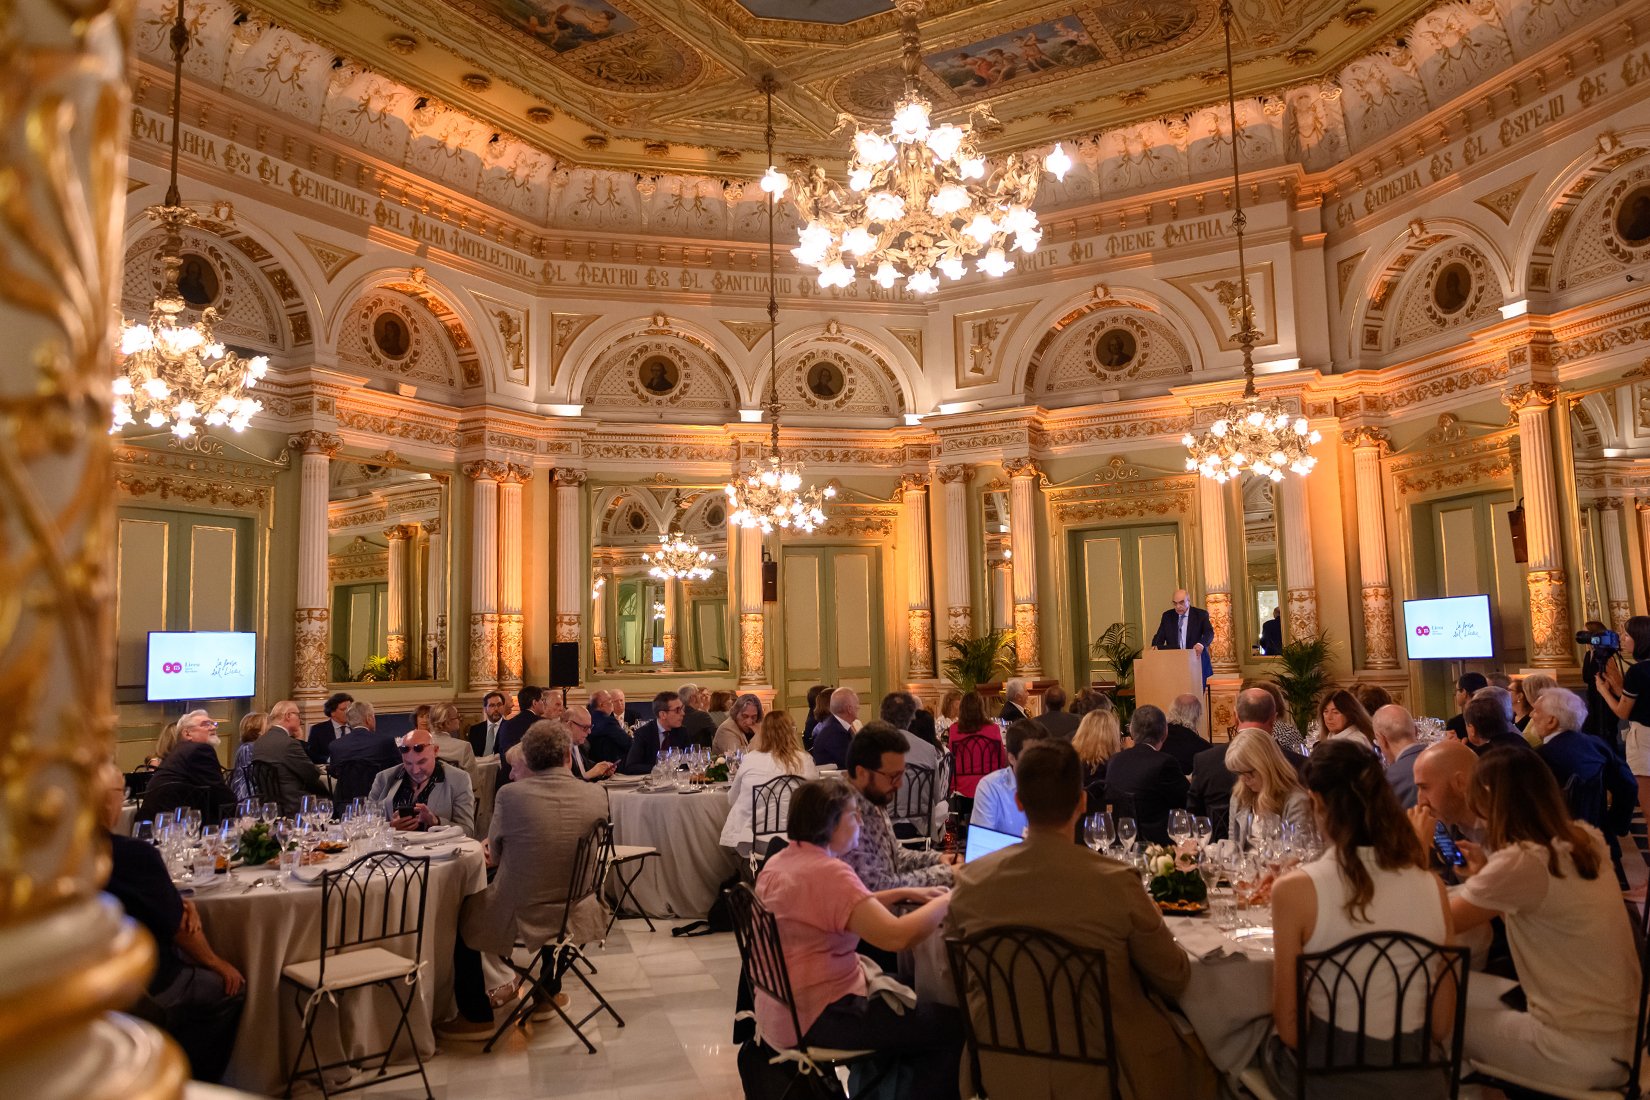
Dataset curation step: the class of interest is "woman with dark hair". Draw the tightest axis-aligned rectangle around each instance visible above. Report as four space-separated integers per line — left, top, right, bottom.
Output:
1317 689 1376 751
713 693 762 756
1599 614 1650 835
803 684 834 750
946 691 1004 816
1450 747 1639 1089
1265 740 1453 1098
707 689 735 729
413 703 432 732
753 779 961 1098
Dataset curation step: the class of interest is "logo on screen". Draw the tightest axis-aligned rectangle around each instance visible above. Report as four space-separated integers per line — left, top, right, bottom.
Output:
162 661 183 673
1414 626 1431 636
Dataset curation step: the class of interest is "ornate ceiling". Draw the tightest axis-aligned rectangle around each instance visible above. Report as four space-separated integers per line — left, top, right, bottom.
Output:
239 0 1438 172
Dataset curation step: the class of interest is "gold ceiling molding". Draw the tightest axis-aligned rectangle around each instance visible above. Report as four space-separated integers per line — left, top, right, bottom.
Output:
295 232 363 283
1473 175 1535 227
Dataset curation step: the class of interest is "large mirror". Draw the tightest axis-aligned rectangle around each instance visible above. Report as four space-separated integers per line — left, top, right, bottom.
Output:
590 483 729 673
1240 479 1283 658
982 486 1013 632
328 457 450 682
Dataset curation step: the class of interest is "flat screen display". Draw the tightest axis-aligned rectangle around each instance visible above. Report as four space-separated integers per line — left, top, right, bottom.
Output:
146 631 257 701
964 824 1021 863
1401 595 1494 660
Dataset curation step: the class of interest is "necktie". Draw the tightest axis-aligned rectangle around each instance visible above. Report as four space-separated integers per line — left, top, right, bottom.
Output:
485 722 498 755
1179 613 1187 648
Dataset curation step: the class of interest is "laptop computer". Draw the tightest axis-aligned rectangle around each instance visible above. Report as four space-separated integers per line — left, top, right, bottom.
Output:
963 823 1021 863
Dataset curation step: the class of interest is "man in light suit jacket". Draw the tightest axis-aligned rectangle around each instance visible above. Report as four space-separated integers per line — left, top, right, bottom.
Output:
250 716 328 817
439 721 610 1039
947 739 1218 1099
1150 588 1214 684
367 729 476 837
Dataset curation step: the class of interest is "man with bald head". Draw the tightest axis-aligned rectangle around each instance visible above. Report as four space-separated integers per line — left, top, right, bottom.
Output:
1150 588 1214 684
1374 705 1424 808
367 728 477 837
1408 737 1480 851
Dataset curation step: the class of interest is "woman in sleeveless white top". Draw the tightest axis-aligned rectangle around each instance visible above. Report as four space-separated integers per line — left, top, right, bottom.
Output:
719 712 817 850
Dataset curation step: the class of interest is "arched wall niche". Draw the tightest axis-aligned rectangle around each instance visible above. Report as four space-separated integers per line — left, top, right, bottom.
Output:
753 321 912 423
326 268 491 395
1353 219 1510 361
575 316 742 422
1024 296 1196 405
1527 137 1650 305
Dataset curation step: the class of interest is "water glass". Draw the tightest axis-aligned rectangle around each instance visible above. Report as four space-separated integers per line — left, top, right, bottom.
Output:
1116 818 1139 853
192 847 216 884
1193 816 1214 848
279 847 300 877
1211 888 1237 932
1167 809 1193 846
259 802 278 824
1083 812 1115 854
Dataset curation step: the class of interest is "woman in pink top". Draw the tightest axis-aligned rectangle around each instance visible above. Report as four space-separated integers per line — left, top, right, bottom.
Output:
948 692 1005 812
754 779 962 1100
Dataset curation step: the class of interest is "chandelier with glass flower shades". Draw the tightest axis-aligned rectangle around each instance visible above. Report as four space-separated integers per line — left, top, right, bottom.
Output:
726 77 836 535
112 2 267 438
766 0 1070 293
644 495 716 582
1182 0 1320 484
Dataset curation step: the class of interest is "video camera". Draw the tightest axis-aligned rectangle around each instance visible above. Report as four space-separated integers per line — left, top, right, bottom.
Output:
1576 628 1620 660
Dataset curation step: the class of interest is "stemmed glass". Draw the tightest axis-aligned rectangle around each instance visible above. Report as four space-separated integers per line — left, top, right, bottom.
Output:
1083 812 1115 855
1193 816 1214 848
1116 817 1139 855
1167 810 1193 847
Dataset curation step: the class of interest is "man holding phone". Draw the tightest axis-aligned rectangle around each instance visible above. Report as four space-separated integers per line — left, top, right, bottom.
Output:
368 729 477 837
1407 738 1480 879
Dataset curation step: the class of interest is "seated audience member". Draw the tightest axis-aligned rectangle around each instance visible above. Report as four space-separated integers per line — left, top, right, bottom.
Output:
803 683 834 748
1190 687 1276 843
307 691 352 765
1317 689 1376 751
1070 687 1111 719
1514 672 1558 746
610 689 631 733
502 743 530 783
1473 684 1516 726
1102 705 1190 845
1226 726 1313 850
100 763 244 1081
752 780 962 1099
1463 693 1533 756
1266 740 1454 1098
439 722 610 1039
1509 678 1534 732
1354 683 1395 718
1485 671 1511 690
329 700 399 772
141 709 233 825
368 728 476 837
948 691 1005 817
947 740 1218 1099
934 689 963 741
1246 678 1304 756
714 693 763 756
969 719 1049 837
1408 737 1483 854
428 702 477 770
1445 671 1489 740
1374 705 1424 808
810 687 861 770
412 703 432 733
618 690 684 775
840 722 953 890
1598 614 1650 830
1071 706 1125 814
1529 687 1636 882
496 686 558 786
1036 684 1081 741
249 699 327 816
674 682 717 748
560 705 616 782
585 690 631 764
909 701 939 750
998 678 1030 724
151 720 179 766
230 710 265 803
468 690 508 758
1162 694 1212 773
707 689 735 730
880 690 938 771
720 711 818 849
1451 748 1641 1090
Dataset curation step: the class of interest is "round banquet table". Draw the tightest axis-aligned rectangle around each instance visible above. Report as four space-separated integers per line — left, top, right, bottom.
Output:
606 784 740 920
190 838 487 1096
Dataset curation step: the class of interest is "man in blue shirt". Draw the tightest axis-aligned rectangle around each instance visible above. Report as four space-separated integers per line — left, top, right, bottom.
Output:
970 718 1050 837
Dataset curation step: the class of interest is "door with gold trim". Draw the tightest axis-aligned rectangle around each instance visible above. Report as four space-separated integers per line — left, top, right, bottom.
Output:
781 545 882 711
1068 524 1182 689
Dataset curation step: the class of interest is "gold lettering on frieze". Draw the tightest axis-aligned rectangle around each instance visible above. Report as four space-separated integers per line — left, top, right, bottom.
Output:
1498 95 1566 147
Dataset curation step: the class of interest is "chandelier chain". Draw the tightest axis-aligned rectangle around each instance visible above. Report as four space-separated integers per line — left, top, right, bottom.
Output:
1219 0 1258 397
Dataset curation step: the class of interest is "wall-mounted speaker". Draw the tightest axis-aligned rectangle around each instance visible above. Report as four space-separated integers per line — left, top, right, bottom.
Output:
549 641 580 688
1507 500 1528 565
762 553 779 603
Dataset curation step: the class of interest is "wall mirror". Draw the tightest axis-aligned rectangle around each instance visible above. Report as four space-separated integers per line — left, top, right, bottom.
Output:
590 482 729 674
981 486 1012 633
1240 478 1283 658
327 456 450 682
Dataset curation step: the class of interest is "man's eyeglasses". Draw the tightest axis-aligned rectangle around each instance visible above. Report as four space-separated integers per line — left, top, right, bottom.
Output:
872 767 906 785
662 705 683 714
400 743 430 755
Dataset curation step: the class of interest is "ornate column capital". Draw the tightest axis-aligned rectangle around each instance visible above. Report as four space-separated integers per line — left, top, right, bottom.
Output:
1638 497 1650 513
1340 426 1391 452
1502 382 1560 414
422 519 442 537
462 459 507 482
1594 496 1626 511
499 462 534 485
896 472 930 499
934 463 973 484
289 430 342 456
382 523 416 541
1004 456 1044 482
552 466 588 487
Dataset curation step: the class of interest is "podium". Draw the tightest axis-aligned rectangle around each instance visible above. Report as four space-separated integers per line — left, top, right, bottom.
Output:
1135 649 1208 737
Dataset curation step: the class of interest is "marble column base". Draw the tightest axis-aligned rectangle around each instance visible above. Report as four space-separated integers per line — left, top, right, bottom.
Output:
1609 600 1630 636
555 613 580 644
1206 591 1237 673
291 608 330 719
1206 674 1243 742
946 605 973 641
738 613 766 685
663 632 678 670
468 612 500 690
1286 587 1320 640
498 614 525 688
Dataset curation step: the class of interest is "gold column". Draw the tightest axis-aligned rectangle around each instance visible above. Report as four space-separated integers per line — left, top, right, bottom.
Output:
382 524 412 664
1346 428 1399 669
936 464 974 639
1505 383 1572 667
736 525 767 687
662 576 681 671
1278 474 1319 638
553 467 585 651
462 461 503 691
1196 476 1238 673
0 0 187 1093
291 431 341 718
1597 498 1631 635
497 464 530 689
591 569 610 671
423 519 444 681
1005 458 1043 676
900 474 935 679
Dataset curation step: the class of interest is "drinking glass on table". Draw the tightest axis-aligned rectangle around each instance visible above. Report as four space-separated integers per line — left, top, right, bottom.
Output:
1116 817 1139 854
259 802 278 824
1193 816 1214 848
1083 812 1115 854
136 820 155 846
1167 809 1193 846
181 808 203 841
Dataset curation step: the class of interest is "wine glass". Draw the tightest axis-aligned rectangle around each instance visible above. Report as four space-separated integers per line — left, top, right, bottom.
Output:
1193 816 1214 848
135 819 155 846
1167 809 1193 847
1116 817 1139 854
1083 812 1114 854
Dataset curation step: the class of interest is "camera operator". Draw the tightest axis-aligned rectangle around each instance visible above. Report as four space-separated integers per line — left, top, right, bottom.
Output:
1597 615 1650 851
1580 619 1622 753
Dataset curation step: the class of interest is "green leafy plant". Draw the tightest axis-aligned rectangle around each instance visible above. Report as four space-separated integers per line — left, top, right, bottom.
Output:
357 654 402 682
234 821 282 866
1271 633 1336 732
1091 622 1142 721
941 629 1017 693
1146 843 1209 910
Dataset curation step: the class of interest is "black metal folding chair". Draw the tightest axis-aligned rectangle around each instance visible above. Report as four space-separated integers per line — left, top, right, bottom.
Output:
889 763 937 848
601 823 661 936
280 851 432 1099
486 820 626 1054
1240 931 1469 1100
746 774 806 865
330 760 381 809
249 759 283 804
945 925 1123 1100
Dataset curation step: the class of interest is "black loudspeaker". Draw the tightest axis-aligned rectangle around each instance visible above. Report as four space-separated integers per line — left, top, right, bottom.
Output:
1507 499 1528 564
762 558 779 603
549 641 580 688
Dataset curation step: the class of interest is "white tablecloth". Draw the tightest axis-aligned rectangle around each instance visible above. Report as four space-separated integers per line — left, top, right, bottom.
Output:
192 840 487 1095
606 786 740 920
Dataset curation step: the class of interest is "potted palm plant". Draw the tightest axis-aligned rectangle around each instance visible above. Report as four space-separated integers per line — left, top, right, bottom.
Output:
941 629 1017 694
1272 633 1335 733
1091 622 1142 722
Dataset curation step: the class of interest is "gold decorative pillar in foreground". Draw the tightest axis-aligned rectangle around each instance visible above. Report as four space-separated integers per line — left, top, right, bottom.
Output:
497 464 530 689
1505 383 1571 667
900 474 935 679
383 524 412 664
553 468 585 656
1005 458 1043 676
937 464 974 639
423 520 445 681
292 431 341 715
463 461 502 691
1278 472 1319 638
1346 428 1398 669
1597 498 1631 635
1196 476 1237 673
737 524 767 686
0 0 188 1094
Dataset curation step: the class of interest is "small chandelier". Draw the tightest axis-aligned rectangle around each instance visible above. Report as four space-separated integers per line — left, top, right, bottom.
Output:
113 2 267 438
769 0 1069 293
726 78 835 535
1182 0 1319 484
644 497 715 582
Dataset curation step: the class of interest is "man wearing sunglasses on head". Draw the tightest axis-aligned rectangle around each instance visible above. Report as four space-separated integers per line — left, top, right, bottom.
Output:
368 729 477 838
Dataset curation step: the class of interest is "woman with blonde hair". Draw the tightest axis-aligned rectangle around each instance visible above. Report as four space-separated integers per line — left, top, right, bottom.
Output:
231 712 266 802
1226 726 1313 849
151 720 180 766
1071 707 1125 813
1517 672 1558 745
428 701 477 769
934 690 963 742
720 710 818 849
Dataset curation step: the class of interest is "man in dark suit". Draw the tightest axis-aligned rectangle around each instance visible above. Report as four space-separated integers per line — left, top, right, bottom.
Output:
1035 684 1080 741
1530 688 1636 850
998 679 1031 725
1445 672 1488 740
810 687 860 770
140 709 234 824
562 705 616 781
675 683 716 748
1463 693 1534 757
1150 589 1214 684
329 699 400 805
251 704 329 816
619 690 686 774
306 692 352 765
467 690 507 757
1102 705 1191 845
1258 609 1282 656
495 686 557 788
585 689 632 765
1161 693 1213 773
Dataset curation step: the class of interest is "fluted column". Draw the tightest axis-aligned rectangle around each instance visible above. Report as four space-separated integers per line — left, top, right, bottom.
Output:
737 524 767 686
937 464 974 639
900 474 935 678
291 431 341 713
591 569 610 671
0 2 189 1094
1346 428 1398 668
1005 458 1043 675
497 464 530 689
383 524 413 665
1597 498 1631 635
553 469 585 658
663 576 681 670
463 461 502 691
1278 473 1319 638
1505 384 1571 667
1197 476 1238 673
423 520 445 681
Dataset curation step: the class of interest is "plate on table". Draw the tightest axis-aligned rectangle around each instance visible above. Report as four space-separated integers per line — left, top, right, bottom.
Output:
604 773 647 786
405 825 465 846
1157 899 1209 917
1230 926 1275 954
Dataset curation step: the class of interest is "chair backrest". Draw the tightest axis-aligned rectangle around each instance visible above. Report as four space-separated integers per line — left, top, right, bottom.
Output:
249 760 282 803
330 760 381 808
750 774 806 850
555 819 613 945
181 782 229 826
1293 931 1469 1099
725 883 809 1054
951 734 1006 791
945 925 1123 1100
889 763 937 835
317 851 431 987
125 769 154 798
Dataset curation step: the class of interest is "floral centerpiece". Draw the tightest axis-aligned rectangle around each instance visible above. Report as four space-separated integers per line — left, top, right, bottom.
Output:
234 821 283 866
703 755 731 783
1146 840 1208 913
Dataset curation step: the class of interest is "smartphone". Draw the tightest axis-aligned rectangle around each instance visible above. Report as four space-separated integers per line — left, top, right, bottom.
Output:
1432 822 1467 867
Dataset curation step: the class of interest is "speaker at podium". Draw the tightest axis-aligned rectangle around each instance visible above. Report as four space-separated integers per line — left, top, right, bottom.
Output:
1135 649 1209 737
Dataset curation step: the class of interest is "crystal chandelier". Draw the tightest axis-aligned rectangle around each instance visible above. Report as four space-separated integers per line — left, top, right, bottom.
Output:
726 78 835 535
113 2 267 438
1182 0 1319 484
768 0 1069 293
644 497 715 582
